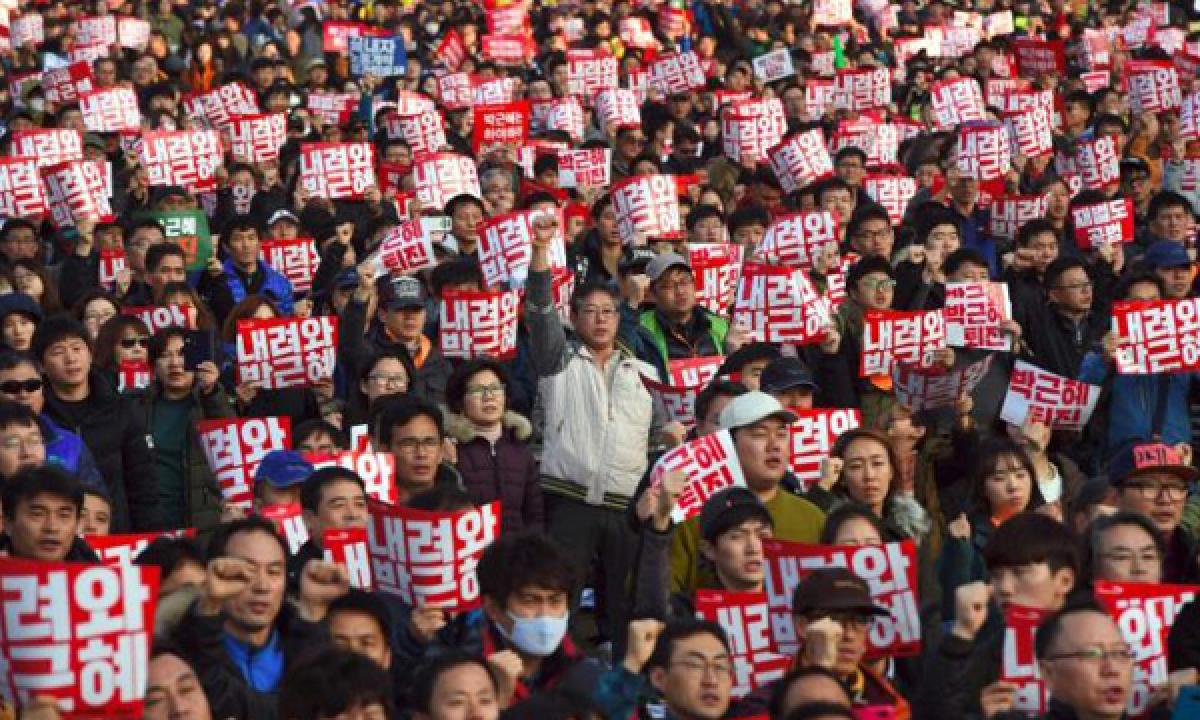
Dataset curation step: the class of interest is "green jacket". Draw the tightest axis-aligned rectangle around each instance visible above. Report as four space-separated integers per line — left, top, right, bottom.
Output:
638 308 730 371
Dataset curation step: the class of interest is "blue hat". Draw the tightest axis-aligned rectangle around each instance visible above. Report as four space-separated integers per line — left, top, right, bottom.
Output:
1142 241 1192 270
333 267 360 290
0 293 43 324
254 450 315 489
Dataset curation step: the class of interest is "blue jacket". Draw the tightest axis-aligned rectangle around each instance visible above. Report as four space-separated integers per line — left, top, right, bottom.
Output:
1078 351 1194 455
222 257 294 315
42 415 104 493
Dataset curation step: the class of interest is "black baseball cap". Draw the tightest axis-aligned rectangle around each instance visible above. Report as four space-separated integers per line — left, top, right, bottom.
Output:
791 567 889 618
699 487 773 542
377 275 426 311
759 357 819 395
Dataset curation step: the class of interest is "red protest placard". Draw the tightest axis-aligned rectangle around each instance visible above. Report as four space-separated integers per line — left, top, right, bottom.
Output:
12 129 83 168
990 194 1049 238
478 208 567 288
647 51 707 95
79 87 140 134
892 355 994 411
861 309 947 377
566 50 619 101
944 282 1012 351
620 17 657 48
1113 298 1200 374
439 289 521 360
0 156 48 219
324 527 372 589
116 360 151 393
0 558 159 718
260 237 320 294
532 97 585 142
648 430 746 523
1072 198 1135 249
182 82 260 130
955 123 1012 181
306 451 398 506
722 97 788 163
236 317 338 389
831 121 899 168
788 409 861 491
73 15 117 47
197 416 291 510
732 263 831 345
930 77 987 130
123 305 198 333
229 113 287 164
557 148 611 189
43 161 113 228
474 75 523 108
770 130 834 194
86 530 196 566
594 88 641 130
1075 135 1121 190
480 33 535 66
1001 360 1100 428
1011 37 1065 77
485 0 530 35
435 73 473 110
641 356 723 426
1095 580 1199 717
1127 60 1181 114
763 539 921 658
99 247 126 293
1001 605 1049 715
323 21 373 53
307 92 358 127
433 28 467 71
694 590 791 698
376 220 436 276
386 109 447 156
41 63 95 105
412 153 482 211
832 67 891 111
299 143 376 200
365 500 501 610
690 243 743 317
139 130 223 192
863 174 917 226
612 174 684 244
260 503 310 554
757 211 840 271
472 101 530 155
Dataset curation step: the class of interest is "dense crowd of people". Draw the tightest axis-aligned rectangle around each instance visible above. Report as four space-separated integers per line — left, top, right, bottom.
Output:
8 0 1200 719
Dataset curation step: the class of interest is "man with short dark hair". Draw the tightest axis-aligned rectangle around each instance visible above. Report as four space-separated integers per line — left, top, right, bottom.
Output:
198 219 294 323
144 243 188 303
375 396 463 503
35 315 154 532
1108 441 1198 583
0 466 97 562
279 646 395 720
287 465 369 586
1019 256 1112 378
636 252 731 371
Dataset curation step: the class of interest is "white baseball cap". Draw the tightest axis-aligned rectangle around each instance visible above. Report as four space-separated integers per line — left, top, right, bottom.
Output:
717 391 799 430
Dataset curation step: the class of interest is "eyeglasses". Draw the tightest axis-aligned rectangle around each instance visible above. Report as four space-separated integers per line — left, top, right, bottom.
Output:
1046 646 1136 666
0 435 42 452
578 306 618 319
465 383 505 398
120 337 150 349
855 228 893 242
393 436 441 453
1123 481 1188 502
369 373 409 389
859 278 897 292
1053 281 1093 291
0 379 42 394
669 658 735 678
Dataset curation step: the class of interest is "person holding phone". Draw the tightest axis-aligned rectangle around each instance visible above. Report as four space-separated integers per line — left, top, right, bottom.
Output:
136 326 233 533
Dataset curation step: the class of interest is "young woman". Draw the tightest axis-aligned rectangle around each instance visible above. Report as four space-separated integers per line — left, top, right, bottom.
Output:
444 358 543 533
0 293 41 352
343 348 417 439
12 259 62 314
160 281 218 333
72 291 121 342
93 316 153 391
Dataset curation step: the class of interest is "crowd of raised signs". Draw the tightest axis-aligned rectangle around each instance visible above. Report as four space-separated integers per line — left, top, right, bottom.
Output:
13 0 1200 719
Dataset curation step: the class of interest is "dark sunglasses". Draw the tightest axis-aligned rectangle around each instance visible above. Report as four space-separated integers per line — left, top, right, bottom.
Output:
120 337 150 349
0 379 42 394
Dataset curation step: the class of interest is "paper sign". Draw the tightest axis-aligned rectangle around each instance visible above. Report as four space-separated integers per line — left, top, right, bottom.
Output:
122 305 198 333
990 195 1049 239
694 590 791 698
1000 360 1100 428
79 87 140 134
892 355 994 411
323 527 372 590
753 49 796 82
863 175 917 226
377 220 437 276
478 208 566 289
1072 198 1135 249
12 129 83 168
472 101 530 155
647 51 707 95
86 530 195 567
788 409 861 491
770 130 834 193
413 153 482 211
305 451 397 506
1001 604 1049 714
944 282 1012 351
236 317 338 389
1113 298 1200 374
956 123 1012 181
182 83 259 131
722 97 788 163
648 430 745 523
139 131 223 192
260 503 310 555
143 210 212 272
732 263 830 345
861 310 947 376
0 156 48 219
229 113 287 164
439 289 520 360
763 539 921 658
197 417 291 510
299 143 376 200
1075 135 1121 190
641 356 724 427
348 34 407 77
0 558 159 718
612 174 684 244
930 77 987 130
691 243 744 317
261 238 320 294
365 500 500 610
43 161 113 228
557 148 611 189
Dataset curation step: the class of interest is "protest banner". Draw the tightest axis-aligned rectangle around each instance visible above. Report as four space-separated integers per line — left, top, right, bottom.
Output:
788 409 861 491
236 316 338 389
694 590 792 698
472 101 530 155
0 558 159 718
142 210 212 271
861 310 947 376
763 539 921 658
1112 298 1200 374
691 243 744 317
770 130 834 193
439 289 521 360
299 143 376 200
641 356 724 427
1095 580 1199 716
377 220 437 276
138 130 223 191
366 500 500 610
412 153 482 210
648 430 745 523
478 209 567 289
611 174 684 244
892 355 994 411
944 282 1012 351
197 417 291 510
732 263 831 345
1071 198 1135 249
863 175 917 226
1000 605 1050 715
260 503 310 554
78 87 140 134
11 128 83 168
43 161 112 228
348 34 407 76
0 156 47 219
955 123 1012 181
930 77 987 130
260 238 320 294
1000 360 1101 428
182 83 259 130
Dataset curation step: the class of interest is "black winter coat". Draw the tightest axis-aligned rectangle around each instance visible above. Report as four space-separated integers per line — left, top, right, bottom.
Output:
42 371 155 532
445 412 544 533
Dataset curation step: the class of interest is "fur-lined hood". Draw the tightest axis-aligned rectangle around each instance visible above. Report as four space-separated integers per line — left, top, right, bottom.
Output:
444 411 533 444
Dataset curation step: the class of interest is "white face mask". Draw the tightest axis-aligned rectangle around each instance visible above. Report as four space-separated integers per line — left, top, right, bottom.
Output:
497 612 569 657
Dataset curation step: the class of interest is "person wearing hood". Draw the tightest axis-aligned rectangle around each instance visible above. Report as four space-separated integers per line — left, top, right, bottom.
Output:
0 291 41 353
